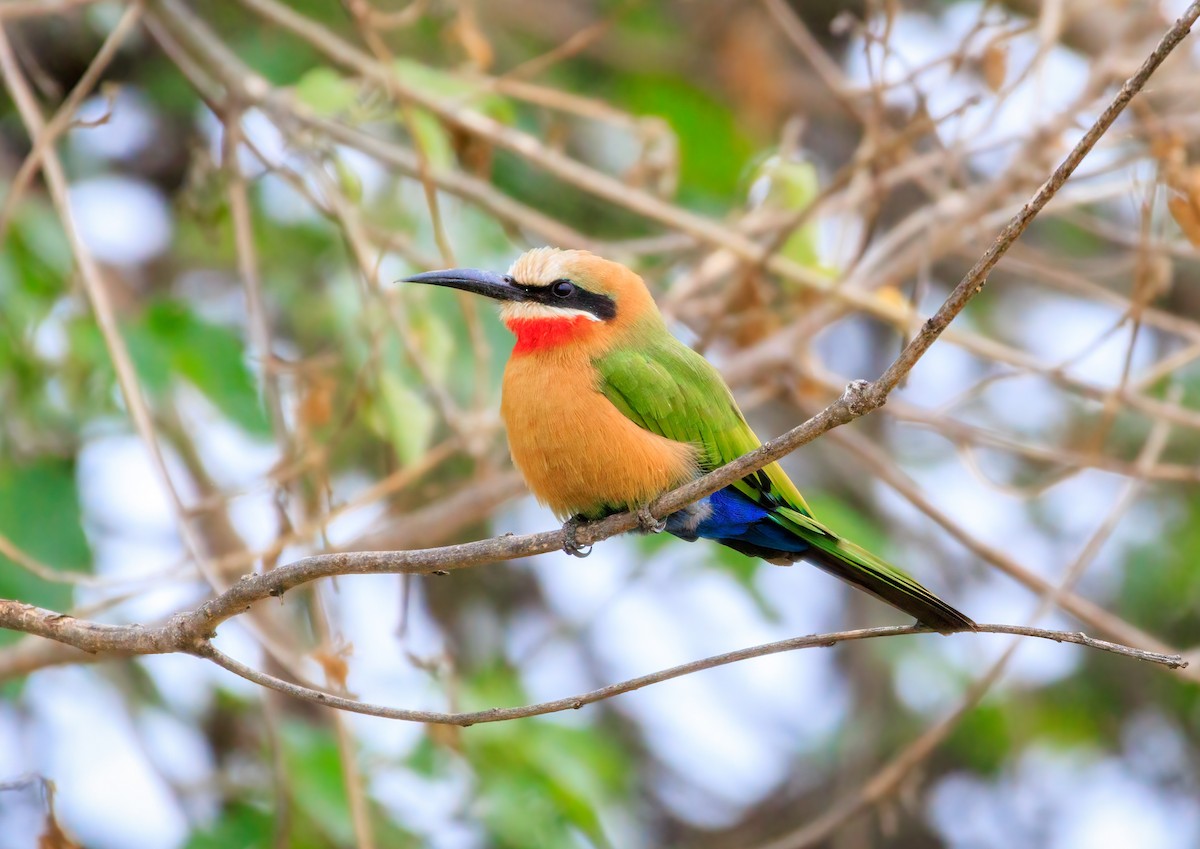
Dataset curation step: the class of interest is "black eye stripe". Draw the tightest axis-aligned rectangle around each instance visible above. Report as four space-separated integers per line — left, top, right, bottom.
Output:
513 278 617 320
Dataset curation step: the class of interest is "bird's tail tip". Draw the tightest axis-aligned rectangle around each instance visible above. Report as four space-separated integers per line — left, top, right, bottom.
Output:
917 605 978 635
801 536 975 635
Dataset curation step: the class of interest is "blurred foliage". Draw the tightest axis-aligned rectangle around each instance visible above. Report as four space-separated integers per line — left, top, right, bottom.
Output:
2 1 1200 848
0 459 90 623
126 302 271 436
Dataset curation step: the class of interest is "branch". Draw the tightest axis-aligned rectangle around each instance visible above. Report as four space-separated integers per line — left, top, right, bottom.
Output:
201 626 1183 728
0 0 105 20
0 600 1184 725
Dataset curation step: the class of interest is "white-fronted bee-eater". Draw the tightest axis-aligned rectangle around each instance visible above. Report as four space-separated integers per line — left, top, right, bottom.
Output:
405 248 973 632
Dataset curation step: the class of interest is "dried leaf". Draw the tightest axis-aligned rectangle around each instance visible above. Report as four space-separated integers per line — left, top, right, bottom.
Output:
1166 165 1200 248
299 372 335 430
314 643 352 690
981 41 1008 92
1168 194 1200 247
450 125 494 178
426 721 463 752
875 285 914 316
1137 252 1174 302
451 3 493 71
1150 131 1185 166
39 816 82 849
38 782 81 849
39 815 82 849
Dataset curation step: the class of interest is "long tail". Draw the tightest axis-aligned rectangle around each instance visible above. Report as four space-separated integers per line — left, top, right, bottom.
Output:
674 488 974 632
797 530 975 633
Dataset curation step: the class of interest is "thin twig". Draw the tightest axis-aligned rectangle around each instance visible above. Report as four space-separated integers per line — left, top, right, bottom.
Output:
193 624 1185 726
0 0 143 242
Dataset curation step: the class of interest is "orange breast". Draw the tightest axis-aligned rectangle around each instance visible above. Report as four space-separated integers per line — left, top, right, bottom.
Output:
501 351 697 518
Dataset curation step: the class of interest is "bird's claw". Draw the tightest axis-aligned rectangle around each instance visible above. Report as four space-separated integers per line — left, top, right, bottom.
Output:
561 515 592 558
636 505 667 534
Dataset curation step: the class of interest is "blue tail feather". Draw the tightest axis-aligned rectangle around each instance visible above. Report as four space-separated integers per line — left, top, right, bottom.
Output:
665 486 808 556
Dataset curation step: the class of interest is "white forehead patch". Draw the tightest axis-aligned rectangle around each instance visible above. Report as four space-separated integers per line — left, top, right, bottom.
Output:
500 301 601 322
507 247 596 287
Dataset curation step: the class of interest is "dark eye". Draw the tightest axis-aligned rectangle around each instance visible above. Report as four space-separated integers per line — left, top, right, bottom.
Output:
551 280 575 298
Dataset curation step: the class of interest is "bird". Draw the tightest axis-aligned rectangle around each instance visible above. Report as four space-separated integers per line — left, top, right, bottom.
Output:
404 248 974 632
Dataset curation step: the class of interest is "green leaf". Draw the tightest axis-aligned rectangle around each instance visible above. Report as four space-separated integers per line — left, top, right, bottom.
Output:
751 156 824 270
392 58 514 122
375 371 436 465
805 492 889 557
123 319 173 397
127 302 271 436
945 702 1011 774
293 66 361 117
0 205 72 340
406 107 456 171
273 721 418 848
10 202 73 286
1120 493 1200 644
185 802 275 849
0 458 91 626
279 723 357 846
616 75 753 199
332 154 364 204
407 303 456 384
457 664 630 849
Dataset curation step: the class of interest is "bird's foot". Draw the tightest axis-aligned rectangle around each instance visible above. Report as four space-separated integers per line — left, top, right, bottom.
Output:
561 515 592 558
636 504 667 534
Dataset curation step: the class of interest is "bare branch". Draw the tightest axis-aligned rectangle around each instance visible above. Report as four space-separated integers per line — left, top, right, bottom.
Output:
0 596 1183 725
195 624 1183 727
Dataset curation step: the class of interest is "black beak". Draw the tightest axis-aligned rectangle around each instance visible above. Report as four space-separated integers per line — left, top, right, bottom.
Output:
402 268 526 302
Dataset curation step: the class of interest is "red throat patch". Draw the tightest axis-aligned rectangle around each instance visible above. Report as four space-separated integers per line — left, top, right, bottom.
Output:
505 316 594 354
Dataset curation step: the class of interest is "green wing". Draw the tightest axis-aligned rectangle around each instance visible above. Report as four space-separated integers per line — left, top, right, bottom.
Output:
594 335 974 632
594 335 816 519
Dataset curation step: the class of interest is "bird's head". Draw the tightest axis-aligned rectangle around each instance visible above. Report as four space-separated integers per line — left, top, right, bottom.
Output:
403 248 661 355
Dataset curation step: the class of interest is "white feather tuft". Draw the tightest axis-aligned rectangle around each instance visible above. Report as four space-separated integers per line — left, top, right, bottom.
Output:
500 301 601 322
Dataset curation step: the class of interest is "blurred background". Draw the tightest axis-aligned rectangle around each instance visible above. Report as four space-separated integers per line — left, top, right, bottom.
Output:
2 0 1200 846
